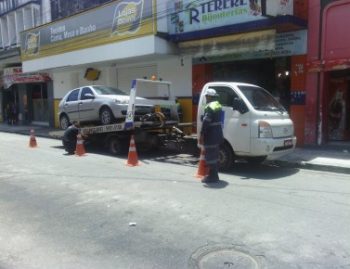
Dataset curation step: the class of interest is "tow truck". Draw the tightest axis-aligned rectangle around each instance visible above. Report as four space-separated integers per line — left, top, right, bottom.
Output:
76 78 190 155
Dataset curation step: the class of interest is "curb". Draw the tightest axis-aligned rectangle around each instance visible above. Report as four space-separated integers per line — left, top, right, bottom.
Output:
1 129 350 174
273 160 350 175
0 129 61 140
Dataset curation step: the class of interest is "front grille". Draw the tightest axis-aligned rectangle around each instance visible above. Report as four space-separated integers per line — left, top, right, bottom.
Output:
121 106 171 119
273 145 294 152
121 106 154 116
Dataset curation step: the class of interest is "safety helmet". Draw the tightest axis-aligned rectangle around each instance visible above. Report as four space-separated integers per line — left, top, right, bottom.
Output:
205 88 218 97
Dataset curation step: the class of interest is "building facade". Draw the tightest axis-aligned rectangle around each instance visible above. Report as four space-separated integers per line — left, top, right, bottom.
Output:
167 0 308 144
4 0 317 150
20 0 193 128
306 0 350 145
0 0 52 126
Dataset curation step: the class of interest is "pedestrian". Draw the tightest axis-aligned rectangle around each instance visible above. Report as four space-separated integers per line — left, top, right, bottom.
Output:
10 103 17 125
200 88 223 183
5 104 11 124
62 121 80 155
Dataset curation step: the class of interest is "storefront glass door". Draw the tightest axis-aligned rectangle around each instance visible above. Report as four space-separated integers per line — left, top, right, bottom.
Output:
31 84 49 125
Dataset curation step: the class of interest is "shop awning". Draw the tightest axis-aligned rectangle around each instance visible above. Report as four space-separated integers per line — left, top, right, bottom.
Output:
324 59 350 71
307 59 350 72
1 67 51 89
306 60 323 72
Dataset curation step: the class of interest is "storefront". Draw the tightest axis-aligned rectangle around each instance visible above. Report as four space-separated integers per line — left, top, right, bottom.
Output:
306 0 350 145
1 67 52 126
167 0 308 142
21 0 193 128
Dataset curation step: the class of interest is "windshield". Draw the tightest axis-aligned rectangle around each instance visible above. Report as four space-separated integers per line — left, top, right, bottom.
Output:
238 85 286 112
92 86 127 96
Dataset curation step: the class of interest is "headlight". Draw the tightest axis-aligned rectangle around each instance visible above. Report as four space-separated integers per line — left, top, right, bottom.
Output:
259 121 273 138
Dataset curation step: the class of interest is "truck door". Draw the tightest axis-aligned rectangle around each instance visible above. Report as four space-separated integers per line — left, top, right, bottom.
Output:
79 87 96 121
213 86 251 154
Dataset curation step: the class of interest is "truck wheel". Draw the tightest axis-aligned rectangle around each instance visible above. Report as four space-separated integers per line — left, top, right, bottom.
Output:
246 156 266 166
60 114 70 130
107 136 125 155
219 142 234 171
100 107 114 125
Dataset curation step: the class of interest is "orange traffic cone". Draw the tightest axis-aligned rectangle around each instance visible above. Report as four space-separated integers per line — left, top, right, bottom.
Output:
29 129 37 148
195 146 209 179
126 135 139 166
75 134 86 156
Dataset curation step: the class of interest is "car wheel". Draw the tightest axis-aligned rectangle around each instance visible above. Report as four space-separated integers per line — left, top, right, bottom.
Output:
218 142 234 171
100 107 114 125
60 114 70 130
107 136 126 155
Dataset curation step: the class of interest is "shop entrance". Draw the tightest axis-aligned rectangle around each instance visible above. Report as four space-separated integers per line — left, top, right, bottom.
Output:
29 84 49 125
326 70 350 142
2 86 19 125
211 57 291 111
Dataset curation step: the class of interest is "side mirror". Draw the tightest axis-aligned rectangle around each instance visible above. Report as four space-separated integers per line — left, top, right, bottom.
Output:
84 93 95 99
232 98 248 114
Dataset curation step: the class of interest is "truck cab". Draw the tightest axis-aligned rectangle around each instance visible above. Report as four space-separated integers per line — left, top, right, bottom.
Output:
197 82 297 170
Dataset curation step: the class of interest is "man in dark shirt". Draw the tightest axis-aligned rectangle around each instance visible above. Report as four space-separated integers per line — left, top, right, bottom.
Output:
63 121 80 155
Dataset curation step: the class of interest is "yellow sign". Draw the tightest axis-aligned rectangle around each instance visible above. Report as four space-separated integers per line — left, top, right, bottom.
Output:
21 0 155 61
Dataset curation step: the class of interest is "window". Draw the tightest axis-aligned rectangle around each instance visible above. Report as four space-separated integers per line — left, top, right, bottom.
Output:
66 89 79 102
210 86 238 107
238 85 285 112
81 87 94 100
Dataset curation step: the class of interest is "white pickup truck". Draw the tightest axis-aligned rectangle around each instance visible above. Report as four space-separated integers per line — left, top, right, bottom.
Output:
197 82 297 170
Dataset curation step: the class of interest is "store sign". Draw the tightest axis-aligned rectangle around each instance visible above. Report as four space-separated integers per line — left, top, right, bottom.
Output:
268 29 306 57
168 0 266 34
180 29 276 58
2 67 51 89
265 0 293 16
192 29 307 63
21 0 154 61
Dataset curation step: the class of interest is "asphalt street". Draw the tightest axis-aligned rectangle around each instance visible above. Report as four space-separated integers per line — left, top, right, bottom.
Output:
0 132 349 269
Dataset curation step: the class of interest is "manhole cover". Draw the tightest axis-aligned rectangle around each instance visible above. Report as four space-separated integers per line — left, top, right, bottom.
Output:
189 245 260 269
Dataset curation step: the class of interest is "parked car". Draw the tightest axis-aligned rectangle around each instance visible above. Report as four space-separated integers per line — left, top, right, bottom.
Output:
58 85 156 129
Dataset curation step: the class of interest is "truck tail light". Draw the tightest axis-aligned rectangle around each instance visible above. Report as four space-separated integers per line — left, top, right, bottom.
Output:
259 121 273 138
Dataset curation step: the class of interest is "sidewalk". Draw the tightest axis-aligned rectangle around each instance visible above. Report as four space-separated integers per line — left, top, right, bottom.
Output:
1 123 350 174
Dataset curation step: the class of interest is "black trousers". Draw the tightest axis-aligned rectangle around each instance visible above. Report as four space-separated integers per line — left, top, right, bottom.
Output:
63 140 76 154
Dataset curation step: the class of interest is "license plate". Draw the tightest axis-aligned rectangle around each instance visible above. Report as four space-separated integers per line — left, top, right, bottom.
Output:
284 139 293 147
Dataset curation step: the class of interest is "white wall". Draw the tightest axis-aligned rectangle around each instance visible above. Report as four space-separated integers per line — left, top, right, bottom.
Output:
53 66 115 99
23 35 176 73
158 56 192 97
52 71 79 99
52 56 193 100
78 67 109 86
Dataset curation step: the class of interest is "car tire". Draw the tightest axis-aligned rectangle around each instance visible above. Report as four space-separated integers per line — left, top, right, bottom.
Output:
60 114 70 130
100 107 115 125
107 136 126 155
219 142 234 171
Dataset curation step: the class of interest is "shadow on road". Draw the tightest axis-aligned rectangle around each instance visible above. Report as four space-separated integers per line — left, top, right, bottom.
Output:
202 180 229 189
52 143 299 180
225 162 300 180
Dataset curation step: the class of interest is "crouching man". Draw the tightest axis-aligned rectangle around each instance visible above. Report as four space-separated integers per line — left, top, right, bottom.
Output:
62 121 80 155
